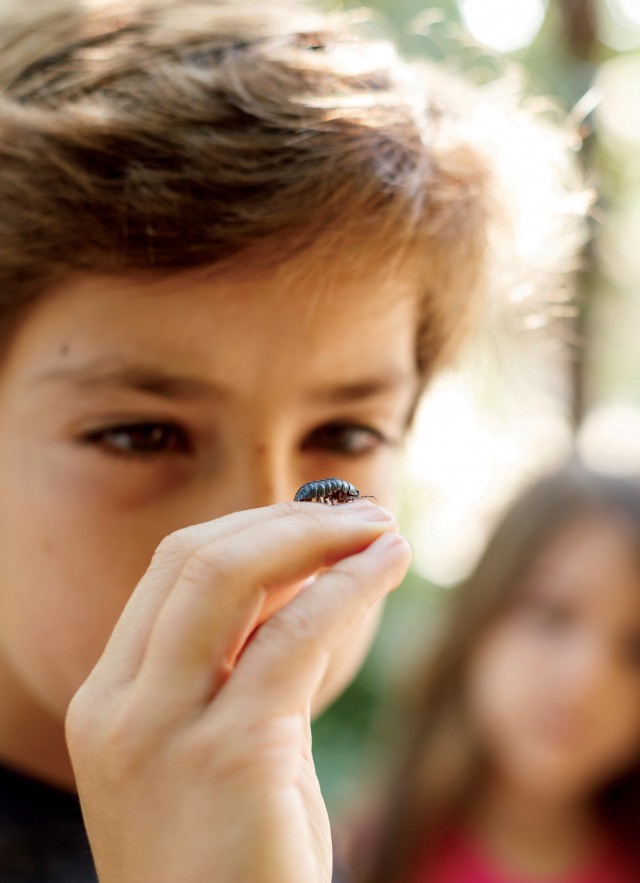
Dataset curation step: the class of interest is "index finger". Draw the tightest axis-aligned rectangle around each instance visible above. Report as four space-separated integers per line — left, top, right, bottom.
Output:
132 501 397 707
87 502 320 687
90 500 396 690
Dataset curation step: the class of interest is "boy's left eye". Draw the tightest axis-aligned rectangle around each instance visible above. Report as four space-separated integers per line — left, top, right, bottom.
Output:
82 422 191 458
301 422 391 456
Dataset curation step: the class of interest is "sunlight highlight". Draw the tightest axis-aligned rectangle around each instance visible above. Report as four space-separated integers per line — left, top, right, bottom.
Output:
459 0 547 53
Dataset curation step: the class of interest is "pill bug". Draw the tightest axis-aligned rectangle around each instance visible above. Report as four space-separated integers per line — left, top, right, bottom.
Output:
294 477 362 504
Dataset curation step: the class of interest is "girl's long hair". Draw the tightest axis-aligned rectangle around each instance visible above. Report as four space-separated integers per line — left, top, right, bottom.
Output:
356 461 640 883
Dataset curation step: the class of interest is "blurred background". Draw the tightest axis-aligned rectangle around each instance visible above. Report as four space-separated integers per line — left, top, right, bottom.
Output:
311 0 640 816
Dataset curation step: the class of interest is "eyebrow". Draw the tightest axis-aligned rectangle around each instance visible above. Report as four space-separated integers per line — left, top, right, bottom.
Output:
32 361 416 404
33 362 222 400
307 372 416 404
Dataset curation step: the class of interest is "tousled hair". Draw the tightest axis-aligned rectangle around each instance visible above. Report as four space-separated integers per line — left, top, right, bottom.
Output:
0 0 588 381
355 462 640 883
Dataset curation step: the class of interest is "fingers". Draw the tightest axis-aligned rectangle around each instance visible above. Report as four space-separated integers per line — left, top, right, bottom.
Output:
90 504 300 686
131 502 398 713
219 530 412 721
89 501 398 712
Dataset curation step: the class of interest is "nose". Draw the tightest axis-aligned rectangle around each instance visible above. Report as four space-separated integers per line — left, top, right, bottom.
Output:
246 441 295 508
216 438 298 515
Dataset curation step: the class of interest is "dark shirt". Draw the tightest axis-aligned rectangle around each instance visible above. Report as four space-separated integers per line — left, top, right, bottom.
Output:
0 763 96 882
0 762 350 882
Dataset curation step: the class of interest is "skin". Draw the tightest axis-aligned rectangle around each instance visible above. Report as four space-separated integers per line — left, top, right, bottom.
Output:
0 253 416 881
466 513 640 877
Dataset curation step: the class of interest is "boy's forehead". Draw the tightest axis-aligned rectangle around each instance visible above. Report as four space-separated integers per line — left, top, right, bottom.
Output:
8 258 421 393
37 251 422 337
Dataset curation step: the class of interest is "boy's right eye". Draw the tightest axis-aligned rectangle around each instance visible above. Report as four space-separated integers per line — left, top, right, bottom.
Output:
81 422 192 459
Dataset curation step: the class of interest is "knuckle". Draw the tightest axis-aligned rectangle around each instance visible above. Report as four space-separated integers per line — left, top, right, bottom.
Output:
152 523 224 574
279 602 322 644
328 565 361 597
146 530 192 577
65 680 108 762
153 525 194 559
180 542 237 590
67 687 155 777
65 686 91 751
100 708 151 774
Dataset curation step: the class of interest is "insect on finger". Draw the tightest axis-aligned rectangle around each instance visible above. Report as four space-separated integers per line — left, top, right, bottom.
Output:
293 477 375 505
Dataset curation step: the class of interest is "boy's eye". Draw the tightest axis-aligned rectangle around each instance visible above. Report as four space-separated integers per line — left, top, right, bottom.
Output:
302 422 389 455
82 422 191 458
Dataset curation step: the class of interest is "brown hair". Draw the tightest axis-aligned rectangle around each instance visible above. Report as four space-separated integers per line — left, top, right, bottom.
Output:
355 461 640 883
0 0 588 383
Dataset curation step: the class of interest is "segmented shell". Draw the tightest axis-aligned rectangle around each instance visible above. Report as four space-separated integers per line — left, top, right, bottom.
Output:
293 478 360 504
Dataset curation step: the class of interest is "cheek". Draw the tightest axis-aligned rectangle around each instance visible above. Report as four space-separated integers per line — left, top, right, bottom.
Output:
466 619 564 777
0 473 162 716
351 454 399 512
467 626 536 740
467 622 640 795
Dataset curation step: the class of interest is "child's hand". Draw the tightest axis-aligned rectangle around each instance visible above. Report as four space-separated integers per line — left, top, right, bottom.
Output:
65 501 411 883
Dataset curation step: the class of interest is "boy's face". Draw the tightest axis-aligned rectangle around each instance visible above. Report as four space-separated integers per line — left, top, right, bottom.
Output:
0 254 419 781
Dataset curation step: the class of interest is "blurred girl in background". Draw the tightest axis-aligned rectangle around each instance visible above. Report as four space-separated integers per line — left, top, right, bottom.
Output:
354 463 640 883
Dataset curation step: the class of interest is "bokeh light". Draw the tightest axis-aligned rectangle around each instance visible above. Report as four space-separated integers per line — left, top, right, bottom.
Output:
577 402 640 474
599 0 640 51
458 0 547 53
401 346 574 586
616 0 640 26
